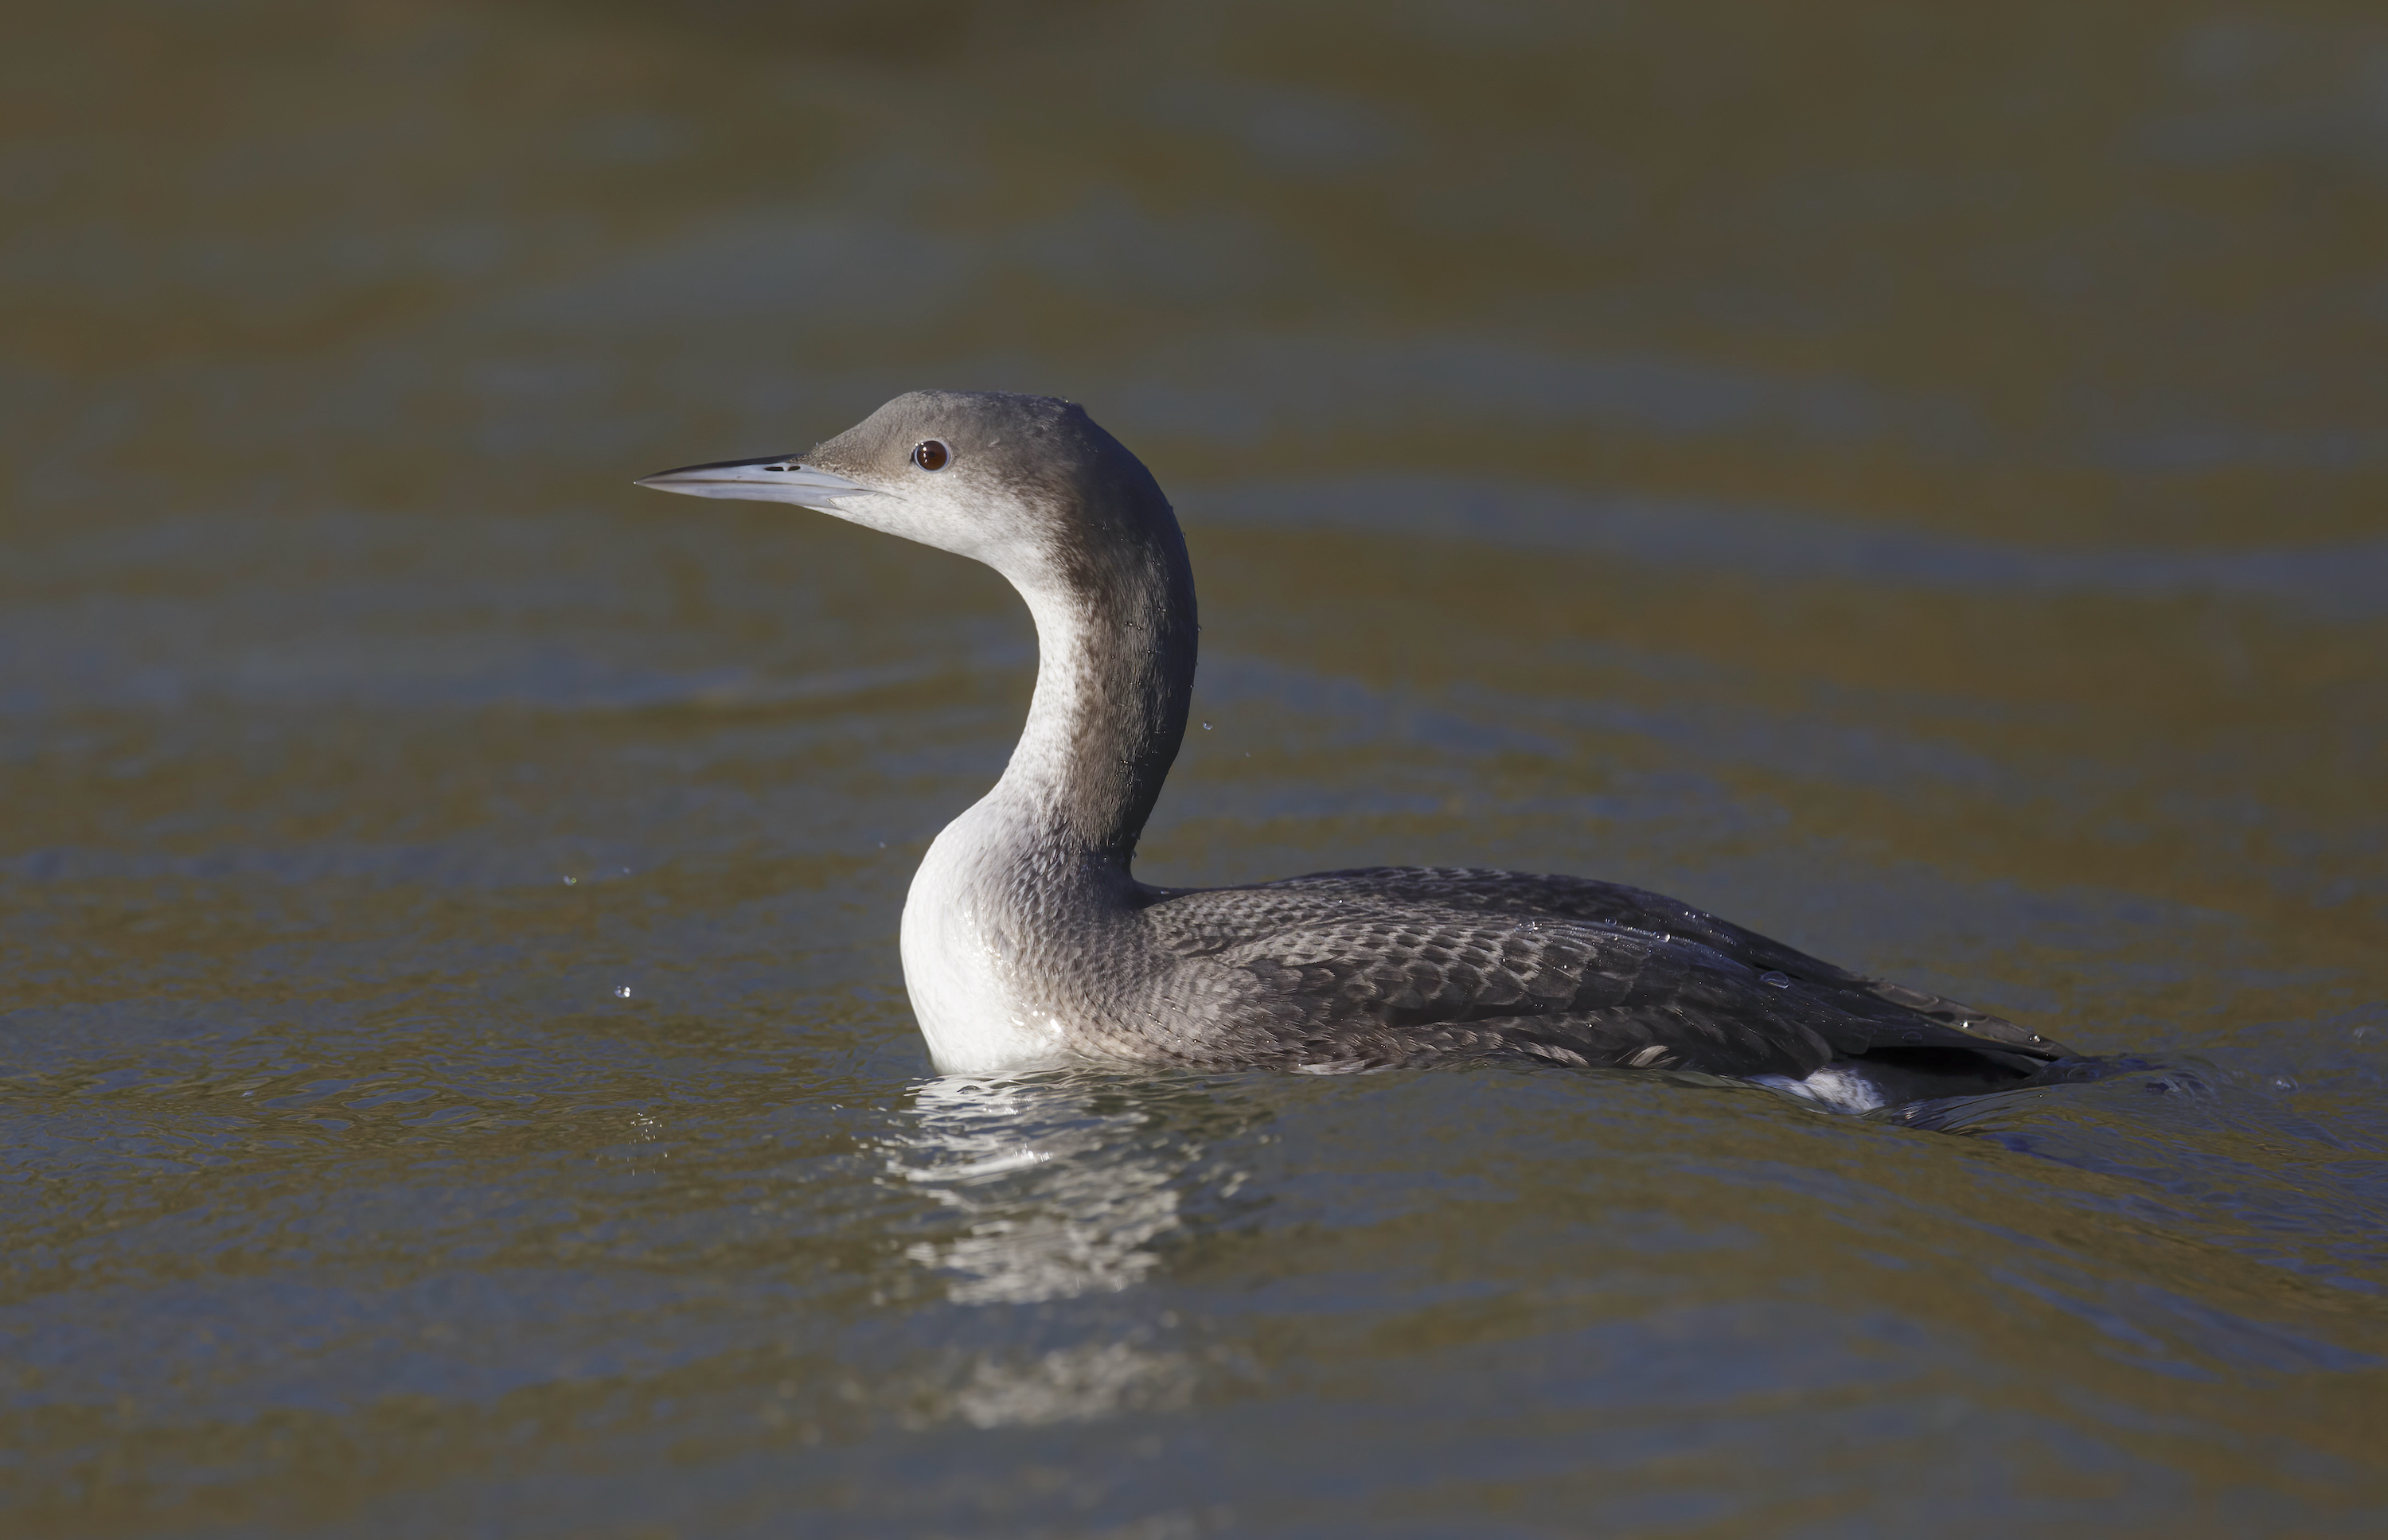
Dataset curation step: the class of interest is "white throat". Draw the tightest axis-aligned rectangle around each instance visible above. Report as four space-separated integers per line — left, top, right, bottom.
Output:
899 582 1112 1073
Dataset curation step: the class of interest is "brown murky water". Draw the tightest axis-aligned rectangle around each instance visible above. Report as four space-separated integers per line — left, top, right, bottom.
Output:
5 2 2387 1534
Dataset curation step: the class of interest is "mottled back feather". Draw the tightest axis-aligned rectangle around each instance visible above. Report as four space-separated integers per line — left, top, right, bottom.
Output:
1137 867 2071 1078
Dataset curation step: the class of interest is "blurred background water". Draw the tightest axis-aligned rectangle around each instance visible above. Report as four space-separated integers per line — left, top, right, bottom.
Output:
3 2 2386 1534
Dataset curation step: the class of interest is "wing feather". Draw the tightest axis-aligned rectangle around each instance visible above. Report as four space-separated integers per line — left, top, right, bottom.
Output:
1139 866 2070 1078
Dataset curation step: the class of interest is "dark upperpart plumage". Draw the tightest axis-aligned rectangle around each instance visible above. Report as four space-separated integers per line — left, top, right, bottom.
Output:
1132 867 2070 1089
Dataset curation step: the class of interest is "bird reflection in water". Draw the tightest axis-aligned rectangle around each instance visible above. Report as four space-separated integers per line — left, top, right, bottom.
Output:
883 1070 1243 1307
879 1071 1262 1430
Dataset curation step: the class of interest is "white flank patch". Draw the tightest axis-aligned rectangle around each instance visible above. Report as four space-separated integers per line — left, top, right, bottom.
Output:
1751 1063 1890 1114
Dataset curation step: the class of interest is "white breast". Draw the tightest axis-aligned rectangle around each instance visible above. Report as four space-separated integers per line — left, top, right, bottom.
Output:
899 798 1075 1074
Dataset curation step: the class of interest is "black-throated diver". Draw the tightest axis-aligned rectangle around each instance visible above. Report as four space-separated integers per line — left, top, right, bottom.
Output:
637 390 2080 1111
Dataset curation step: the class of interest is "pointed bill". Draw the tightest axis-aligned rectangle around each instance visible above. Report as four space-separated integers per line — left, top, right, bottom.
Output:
633 454 876 510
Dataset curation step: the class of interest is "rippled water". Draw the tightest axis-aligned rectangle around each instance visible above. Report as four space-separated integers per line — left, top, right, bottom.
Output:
6 2 2387 1534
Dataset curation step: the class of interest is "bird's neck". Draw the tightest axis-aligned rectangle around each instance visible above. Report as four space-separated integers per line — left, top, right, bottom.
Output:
897 492 1197 1070
990 519 1199 874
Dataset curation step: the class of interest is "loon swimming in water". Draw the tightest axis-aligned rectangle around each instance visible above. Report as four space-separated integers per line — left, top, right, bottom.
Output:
638 390 2081 1111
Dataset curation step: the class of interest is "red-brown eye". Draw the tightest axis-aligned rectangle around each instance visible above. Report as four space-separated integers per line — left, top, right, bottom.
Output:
911 439 950 471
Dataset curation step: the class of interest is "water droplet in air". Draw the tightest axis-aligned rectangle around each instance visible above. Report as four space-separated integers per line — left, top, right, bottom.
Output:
562 875 576 886
615 986 632 998
1201 721 1213 731
1760 971 1790 988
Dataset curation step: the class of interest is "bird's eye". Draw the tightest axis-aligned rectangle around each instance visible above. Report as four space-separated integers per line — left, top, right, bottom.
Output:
911 439 951 471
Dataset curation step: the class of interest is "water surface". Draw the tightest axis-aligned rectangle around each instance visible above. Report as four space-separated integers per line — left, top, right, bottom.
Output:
5 2 2387 1534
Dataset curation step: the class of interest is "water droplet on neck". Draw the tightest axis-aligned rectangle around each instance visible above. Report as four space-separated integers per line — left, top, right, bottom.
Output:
1760 971 1790 988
